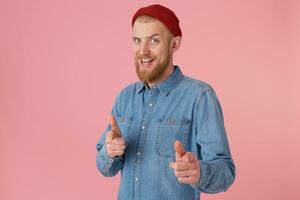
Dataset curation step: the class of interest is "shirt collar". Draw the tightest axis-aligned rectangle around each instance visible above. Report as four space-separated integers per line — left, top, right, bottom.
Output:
137 65 183 95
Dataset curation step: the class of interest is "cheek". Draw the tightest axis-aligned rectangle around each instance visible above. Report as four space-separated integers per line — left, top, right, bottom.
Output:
151 48 162 59
132 46 139 55
156 45 169 55
156 50 168 61
133 51 139 59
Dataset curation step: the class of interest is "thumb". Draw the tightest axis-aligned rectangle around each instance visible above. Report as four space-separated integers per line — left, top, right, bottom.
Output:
174 140 186 160
107 129 119 140
109 114 121 137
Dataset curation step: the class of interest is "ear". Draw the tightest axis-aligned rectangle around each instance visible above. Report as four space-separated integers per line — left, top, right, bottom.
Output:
170 36 182 54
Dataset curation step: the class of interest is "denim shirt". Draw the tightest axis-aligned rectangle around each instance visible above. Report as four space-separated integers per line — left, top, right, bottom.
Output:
96 66 235 200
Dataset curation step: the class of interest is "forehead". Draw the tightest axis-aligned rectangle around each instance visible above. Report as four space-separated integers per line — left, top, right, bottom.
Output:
132 19 171 38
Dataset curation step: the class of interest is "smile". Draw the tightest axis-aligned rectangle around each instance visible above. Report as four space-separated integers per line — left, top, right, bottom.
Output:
141 58 154 63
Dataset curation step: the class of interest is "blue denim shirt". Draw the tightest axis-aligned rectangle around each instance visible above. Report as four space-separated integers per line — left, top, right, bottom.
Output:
96 66 235 200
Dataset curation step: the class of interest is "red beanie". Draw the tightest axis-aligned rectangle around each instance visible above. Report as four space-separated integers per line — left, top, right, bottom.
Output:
132 4 182 37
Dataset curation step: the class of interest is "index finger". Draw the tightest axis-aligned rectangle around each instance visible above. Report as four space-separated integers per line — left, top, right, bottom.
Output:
109 114 120 132
174 140 186 160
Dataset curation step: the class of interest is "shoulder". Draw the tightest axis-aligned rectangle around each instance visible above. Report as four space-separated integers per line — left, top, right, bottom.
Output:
114 81 142 101
111 81 141 115
180 76 223 116
180 75 217 96
118 81 141 95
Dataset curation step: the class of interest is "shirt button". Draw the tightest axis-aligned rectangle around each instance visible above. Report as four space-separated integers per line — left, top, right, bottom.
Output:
149 103 152 107
135 177 138 181
137 152 141 155
142 126 145 129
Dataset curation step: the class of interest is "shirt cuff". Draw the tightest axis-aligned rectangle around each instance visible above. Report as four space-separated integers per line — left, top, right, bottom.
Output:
190 160 207 189
99 144 122 172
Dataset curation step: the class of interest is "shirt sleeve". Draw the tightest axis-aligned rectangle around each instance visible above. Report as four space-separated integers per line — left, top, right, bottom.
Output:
192 87 236 193
96 96 125 177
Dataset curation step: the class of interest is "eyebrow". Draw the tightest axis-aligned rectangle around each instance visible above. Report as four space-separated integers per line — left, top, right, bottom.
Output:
132 34 161 40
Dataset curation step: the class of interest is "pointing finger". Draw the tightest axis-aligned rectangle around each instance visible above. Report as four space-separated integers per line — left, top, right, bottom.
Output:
174 140 186 160
109 114 121 136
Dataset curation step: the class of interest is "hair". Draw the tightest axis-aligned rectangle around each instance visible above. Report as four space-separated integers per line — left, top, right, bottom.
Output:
136 15 174 41
136 15 157 23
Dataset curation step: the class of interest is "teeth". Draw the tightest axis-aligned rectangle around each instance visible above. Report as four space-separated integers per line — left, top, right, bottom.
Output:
142 59 152 62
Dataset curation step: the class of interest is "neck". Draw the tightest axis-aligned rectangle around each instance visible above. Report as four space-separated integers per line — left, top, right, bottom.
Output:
147 62 175 87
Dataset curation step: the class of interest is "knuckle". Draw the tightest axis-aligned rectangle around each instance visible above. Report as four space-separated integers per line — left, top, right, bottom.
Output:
192 170 197 176
174 165 179 170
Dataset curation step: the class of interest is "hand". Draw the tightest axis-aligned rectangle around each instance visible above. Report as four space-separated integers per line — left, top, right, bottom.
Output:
105 114 126 158
169 140 201 185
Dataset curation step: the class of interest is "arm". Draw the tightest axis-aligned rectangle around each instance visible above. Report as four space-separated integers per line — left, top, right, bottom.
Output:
96 98 125 177
193 87 236 193
96 129 125 177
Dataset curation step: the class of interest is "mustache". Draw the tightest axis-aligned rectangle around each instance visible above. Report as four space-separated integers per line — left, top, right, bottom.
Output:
136 54 155 60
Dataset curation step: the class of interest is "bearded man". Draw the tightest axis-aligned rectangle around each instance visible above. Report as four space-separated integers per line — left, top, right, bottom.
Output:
96 4 235 200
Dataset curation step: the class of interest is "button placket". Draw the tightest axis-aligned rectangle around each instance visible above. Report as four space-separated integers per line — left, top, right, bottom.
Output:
133 85 159 200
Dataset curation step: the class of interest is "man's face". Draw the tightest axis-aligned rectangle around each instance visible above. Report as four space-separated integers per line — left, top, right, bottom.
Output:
132 18 173 84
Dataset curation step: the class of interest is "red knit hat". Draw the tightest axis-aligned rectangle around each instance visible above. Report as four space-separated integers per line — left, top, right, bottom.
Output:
132 4 182 37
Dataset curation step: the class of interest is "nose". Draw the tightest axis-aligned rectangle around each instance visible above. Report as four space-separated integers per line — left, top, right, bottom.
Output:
139 42 150 55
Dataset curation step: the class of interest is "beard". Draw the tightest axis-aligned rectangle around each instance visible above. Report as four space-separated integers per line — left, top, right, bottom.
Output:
135 51 171 84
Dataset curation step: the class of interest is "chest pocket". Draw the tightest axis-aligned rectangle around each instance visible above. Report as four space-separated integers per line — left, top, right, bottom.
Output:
155 118 191 158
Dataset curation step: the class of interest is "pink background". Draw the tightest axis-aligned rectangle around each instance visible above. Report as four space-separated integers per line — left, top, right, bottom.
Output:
1 0 299 199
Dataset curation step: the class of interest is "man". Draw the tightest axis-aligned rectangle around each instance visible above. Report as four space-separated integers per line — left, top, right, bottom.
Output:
96 4 235 200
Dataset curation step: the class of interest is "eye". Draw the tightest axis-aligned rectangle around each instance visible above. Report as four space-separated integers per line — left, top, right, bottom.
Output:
151 38 159 44
133 38 140 44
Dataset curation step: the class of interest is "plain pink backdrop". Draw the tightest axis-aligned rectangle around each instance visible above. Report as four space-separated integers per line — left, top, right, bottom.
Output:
1 0 299 199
